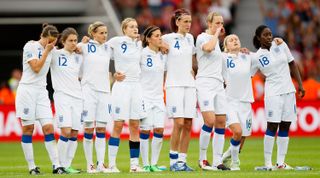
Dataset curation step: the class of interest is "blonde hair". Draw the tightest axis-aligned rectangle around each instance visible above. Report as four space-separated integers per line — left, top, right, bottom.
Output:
223 34 240 52
121 18 137 34
206 12 221 23
88 21 106 38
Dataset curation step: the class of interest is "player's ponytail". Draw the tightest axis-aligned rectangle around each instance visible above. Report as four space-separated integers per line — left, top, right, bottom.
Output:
170 8 191 33
41 23 59 38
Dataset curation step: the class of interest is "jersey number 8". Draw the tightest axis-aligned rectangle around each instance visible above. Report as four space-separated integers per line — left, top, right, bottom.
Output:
146 58 153 67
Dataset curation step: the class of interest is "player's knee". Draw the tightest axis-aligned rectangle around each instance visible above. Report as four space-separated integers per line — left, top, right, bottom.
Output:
22 125 34 135
42 124 54 135
267 122 279 133
96 127 106 133
279 121 291 132
233 129 242 140
153 128 164 134
140 129 150 135
174 120 185 129
183 120 192 131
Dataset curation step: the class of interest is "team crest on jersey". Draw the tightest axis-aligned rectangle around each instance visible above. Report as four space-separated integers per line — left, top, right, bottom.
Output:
59 115 63 122
268 110 273 117
23 108 29 115
240 54 246 60
104 44 108 51
172 106 177 113
203 100 209 106
25 51 33 58
115 107 120 114
274 47 280 53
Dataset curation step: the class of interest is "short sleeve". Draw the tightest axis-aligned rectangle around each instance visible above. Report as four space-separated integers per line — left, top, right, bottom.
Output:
281 42 294 63
23 43 37 62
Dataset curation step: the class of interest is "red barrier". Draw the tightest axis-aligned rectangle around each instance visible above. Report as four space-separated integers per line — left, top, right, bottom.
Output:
0 101 319 141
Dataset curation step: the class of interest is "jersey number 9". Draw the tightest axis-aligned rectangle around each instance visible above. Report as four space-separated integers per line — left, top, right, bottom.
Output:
121 43 127 53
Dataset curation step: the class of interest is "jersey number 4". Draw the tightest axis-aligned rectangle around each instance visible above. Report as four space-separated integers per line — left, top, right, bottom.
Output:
174 41 180 50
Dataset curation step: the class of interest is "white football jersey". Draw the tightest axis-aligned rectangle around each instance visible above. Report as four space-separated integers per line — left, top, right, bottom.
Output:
162 33 195 87
252 42 296 97
196 32 223 82
140 46 167 101
222 52 254 102
80 40 111 92
50 49 83 99
108 36 142 82
20 41 52 87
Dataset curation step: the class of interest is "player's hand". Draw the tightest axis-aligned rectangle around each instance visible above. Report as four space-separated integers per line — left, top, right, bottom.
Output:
81 36 90 43
45 38 57 52
114 72 126 82
74 46 82 54
274 37 284 45
160 42 169 54
240 47 250 54
298 86 305 98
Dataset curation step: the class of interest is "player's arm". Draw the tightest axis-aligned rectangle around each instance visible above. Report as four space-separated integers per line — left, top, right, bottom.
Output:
201 27 221 53
289 61 305 98
192 54 198 78
28 39 56 73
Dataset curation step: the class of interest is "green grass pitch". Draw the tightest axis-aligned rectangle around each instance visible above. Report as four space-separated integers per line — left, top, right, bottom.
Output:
0 137 319 178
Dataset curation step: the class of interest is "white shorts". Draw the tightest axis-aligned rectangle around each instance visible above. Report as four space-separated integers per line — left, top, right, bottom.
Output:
196 78 227 115
140 100 166 130
82 85 112 125
54 92 83 130
15 84 53 122
111 81 146 121
166 87 197 118
264 92 297 123
226 98 253 136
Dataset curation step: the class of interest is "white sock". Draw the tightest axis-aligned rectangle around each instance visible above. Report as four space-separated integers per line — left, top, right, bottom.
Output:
21 135 36 170
199 125 212 161
66 138 78 168
230 139 241 163
57 136 68 167
178 153 187 163
83 133 94 166
95 133 106 166
277 136 289 166
264 134 275 167
108 137 120 167
44 134 60 168
151 134 163 165
130 158 139 168
140 133 150 166
169 150 178 166
212 129 225 166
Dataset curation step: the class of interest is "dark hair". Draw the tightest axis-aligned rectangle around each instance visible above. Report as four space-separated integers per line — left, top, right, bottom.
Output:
142 26 160 47
41 23 59 38
253 25 268 49
170 8 191 33
58 27 78 48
